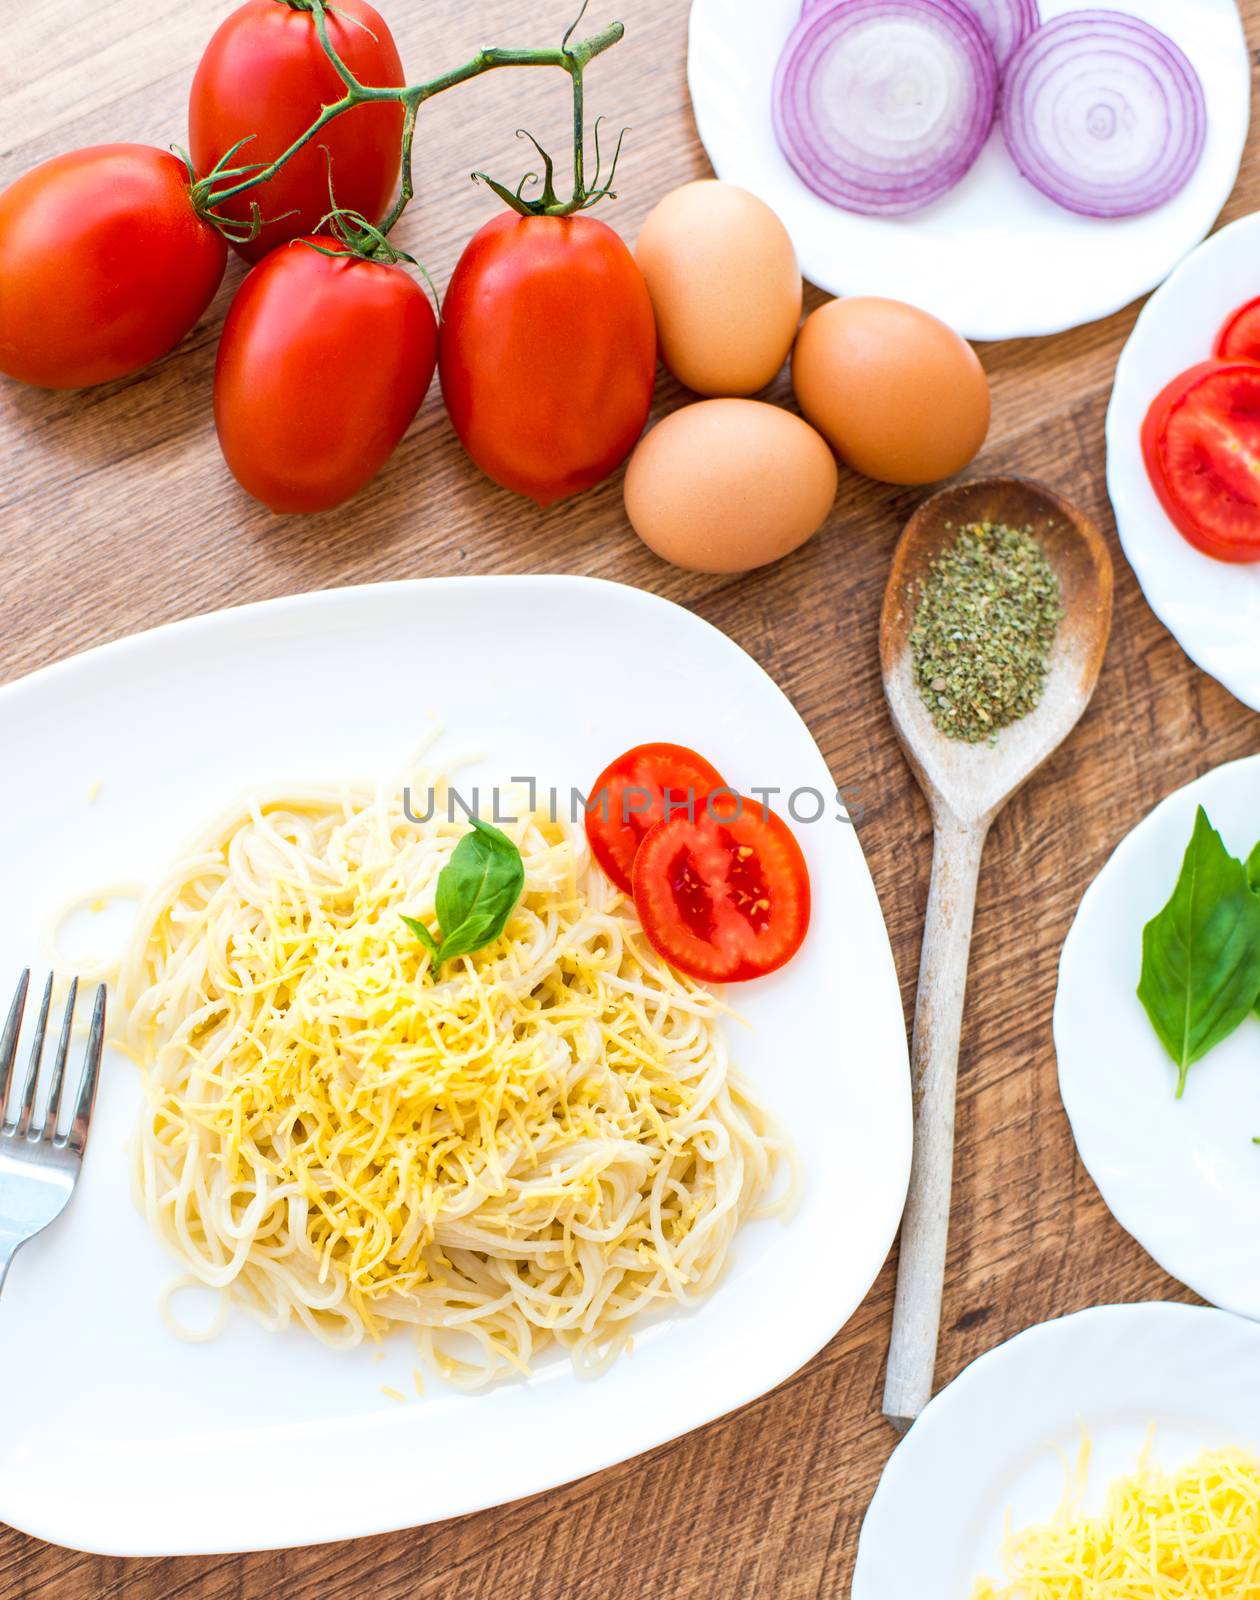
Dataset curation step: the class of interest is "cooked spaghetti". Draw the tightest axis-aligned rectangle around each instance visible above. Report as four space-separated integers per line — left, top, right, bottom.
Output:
117 779 790 1387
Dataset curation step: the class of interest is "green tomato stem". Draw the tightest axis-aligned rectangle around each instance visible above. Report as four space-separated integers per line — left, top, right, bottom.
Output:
196 1 626 237
571 66 586 200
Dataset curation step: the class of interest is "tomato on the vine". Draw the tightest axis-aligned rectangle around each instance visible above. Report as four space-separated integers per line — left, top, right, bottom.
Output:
190 0 405 263
439 213 657 507
214 239 437 513
0 145 227 391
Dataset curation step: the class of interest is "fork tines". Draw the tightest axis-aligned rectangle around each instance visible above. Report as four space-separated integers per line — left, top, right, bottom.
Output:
0 970 107 1151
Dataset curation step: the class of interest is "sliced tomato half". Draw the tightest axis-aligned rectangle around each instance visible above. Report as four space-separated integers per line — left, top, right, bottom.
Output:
1216 296 1260 363
1141 361 1221 458
585 743 726 895
1141 360 1221 528
1142 360 1260 563
631 794 810 983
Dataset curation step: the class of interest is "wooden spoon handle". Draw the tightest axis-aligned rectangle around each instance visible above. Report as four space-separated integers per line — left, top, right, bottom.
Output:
882 811 989 1431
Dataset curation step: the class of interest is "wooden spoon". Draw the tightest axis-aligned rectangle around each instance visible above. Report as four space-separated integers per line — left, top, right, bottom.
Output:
879 476 1113 1432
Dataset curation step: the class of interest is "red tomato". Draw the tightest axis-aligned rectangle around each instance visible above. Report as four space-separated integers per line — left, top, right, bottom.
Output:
214 240 437 513
1140 361 1218 487
190 0 404 264
1142 360 1260 562
585 744 727 895
439 213 657 506
0 145 226 390
632 795 811 983
1215 296 1260 363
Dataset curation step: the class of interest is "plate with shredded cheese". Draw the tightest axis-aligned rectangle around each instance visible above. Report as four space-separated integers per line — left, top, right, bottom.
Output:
853 1301 1260 1598
0 575 911 1555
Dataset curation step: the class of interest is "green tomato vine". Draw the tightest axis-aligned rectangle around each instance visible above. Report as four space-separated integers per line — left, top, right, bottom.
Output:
186 0 627 254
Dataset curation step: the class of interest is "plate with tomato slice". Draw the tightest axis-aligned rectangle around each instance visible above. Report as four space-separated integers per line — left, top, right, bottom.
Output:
0 574 911 1555
1108 210 1260 711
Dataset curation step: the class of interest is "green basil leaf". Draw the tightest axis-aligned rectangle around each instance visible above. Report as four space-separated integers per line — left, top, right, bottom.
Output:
402 818 524 973
1137 806 1260 1097
401 915 440 962
1249 843 1260 1018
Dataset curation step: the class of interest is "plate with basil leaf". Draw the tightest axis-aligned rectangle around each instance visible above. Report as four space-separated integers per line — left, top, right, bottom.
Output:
1056 755 1260 1319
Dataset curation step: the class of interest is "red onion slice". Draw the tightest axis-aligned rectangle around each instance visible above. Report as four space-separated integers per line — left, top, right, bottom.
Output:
957 0 1039 71
1000 10 1206 218
773 0 999 217
797 0 1037 65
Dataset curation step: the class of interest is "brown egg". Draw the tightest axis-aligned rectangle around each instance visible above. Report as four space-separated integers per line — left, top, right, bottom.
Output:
624 399 837 574
635 181 802 397
792 297 990 485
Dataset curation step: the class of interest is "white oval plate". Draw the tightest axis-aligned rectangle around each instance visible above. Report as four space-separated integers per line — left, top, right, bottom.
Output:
686 0 1250 341
0 576 910 1556
1056 755 1260 1317
853 1302 1260 1597
1107 211 1260 712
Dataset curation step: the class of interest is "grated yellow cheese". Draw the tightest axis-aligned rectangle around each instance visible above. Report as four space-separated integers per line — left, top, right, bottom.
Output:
973 1439 1260 1598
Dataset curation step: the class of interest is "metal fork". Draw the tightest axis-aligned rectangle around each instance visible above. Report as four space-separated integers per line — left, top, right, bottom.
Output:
0 971 106 1298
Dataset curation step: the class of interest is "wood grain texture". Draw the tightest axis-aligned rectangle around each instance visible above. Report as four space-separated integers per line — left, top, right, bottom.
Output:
1 1 1258 1594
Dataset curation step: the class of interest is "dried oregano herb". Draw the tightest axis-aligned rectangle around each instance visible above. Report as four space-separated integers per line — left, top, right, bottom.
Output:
910 520 1062 744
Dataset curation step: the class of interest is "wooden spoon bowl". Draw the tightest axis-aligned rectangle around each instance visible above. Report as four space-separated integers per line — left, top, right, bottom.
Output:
881 476 1113 828
879 476 1113 1432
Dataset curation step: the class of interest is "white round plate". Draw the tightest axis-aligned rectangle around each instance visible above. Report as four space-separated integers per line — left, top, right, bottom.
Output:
0 576 910 1556
853 1302 1260 1597
686 0 1250 341
1056 755 1260 1317
1107 211 1260 713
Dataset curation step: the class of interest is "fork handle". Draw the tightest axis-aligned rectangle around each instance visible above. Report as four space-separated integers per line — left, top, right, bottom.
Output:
882 811 989 1431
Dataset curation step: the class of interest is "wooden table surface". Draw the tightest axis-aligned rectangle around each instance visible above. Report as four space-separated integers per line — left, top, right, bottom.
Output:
3 1 1259 1595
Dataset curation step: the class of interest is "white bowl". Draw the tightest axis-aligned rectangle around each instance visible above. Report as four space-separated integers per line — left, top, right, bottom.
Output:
0 575 911 1555
1056 754 1260 1318
854 1302 1260 1596
687 0 1250 340
1107 209 1260 712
